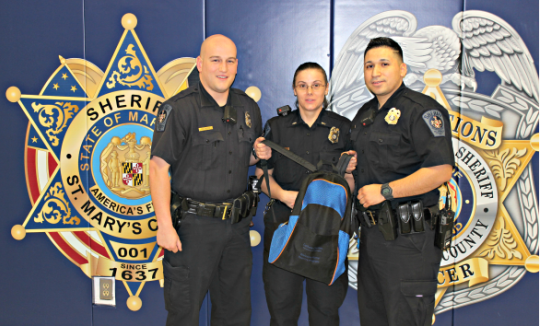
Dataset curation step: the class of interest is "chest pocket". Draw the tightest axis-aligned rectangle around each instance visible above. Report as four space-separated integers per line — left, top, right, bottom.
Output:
190 130 224 170
319 151 341 166
367 132 400 171
271 143 303 188
238 127 256 167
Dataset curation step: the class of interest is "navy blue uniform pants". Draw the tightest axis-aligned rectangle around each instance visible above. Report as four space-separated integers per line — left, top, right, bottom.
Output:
163 213 252 326
357 220 442 326
263 201 348 326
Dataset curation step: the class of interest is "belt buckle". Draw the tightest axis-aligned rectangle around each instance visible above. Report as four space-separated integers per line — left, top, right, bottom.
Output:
197 203 216 217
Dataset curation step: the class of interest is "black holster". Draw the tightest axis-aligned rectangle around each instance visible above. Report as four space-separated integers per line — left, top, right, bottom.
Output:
170 191 186 229
378 201 398 241
230 190 257 224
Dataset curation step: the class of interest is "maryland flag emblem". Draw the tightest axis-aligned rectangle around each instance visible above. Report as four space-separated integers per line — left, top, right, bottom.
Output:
122 163 144 186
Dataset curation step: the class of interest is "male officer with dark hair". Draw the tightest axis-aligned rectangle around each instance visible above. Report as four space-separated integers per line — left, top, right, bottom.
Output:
350 37 454 326
150 34 271 326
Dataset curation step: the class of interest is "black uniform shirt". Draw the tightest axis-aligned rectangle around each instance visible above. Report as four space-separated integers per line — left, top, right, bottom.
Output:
152 82 262 202
351 83 454 207
259 109 351 191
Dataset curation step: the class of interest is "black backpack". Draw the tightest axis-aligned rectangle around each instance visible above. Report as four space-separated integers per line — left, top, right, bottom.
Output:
261 140 354 285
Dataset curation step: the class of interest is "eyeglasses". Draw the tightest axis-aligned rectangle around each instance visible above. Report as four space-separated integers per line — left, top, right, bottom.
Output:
295 83 326 92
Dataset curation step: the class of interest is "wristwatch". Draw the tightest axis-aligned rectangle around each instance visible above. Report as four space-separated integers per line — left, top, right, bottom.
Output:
381 183 394 200
252 147 258 159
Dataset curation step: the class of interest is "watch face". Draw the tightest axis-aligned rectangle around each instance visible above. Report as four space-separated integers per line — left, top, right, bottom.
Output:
382 188 391 196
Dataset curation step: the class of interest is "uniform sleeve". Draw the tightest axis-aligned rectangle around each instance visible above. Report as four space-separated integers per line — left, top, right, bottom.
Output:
411 105 455 168
151 105 186 166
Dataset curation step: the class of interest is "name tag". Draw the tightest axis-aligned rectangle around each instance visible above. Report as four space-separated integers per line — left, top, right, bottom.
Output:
199 126 213 132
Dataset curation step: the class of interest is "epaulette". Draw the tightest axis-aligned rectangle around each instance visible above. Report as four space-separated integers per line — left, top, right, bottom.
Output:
170 85 198 102
264 112 292 137
267 114 285 124
231 88 249 96
323 110 351 124
401 88 440 110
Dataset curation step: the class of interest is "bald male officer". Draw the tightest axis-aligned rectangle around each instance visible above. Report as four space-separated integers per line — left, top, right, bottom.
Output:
150 34 271 326
350 37 454 326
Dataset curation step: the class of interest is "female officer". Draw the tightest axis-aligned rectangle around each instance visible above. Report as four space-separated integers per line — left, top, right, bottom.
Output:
255 62 356 326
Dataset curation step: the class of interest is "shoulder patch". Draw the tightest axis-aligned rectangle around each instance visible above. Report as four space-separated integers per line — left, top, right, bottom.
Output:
422 110 445 137
156 104 173 132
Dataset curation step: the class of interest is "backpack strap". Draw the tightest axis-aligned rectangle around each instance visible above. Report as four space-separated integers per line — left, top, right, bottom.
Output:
336 154 353 177
261 139 317 172
259 159 277 223
260 139 317 222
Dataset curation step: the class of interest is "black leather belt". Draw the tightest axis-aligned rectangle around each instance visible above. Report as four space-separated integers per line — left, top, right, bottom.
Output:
186 199 232 220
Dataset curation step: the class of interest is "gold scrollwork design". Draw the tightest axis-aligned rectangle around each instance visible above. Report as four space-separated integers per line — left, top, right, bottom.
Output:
484 147 527 191
106 44 154 91
34 182 80 225
478 218 522 260
31 102 80 146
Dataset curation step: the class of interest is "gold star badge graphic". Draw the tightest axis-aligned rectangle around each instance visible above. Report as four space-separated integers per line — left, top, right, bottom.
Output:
421 69 539 314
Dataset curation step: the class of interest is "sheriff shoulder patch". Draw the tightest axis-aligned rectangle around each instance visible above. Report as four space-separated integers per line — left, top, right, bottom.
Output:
156 104 173 132
422 110 445 137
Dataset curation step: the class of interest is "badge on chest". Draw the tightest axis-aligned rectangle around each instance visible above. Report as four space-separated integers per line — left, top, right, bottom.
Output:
384 107 401 125
328 127 340 144
245 111 252 128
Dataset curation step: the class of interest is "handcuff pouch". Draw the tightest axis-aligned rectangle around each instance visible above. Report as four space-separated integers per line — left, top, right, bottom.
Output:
411 200 425 233
397 202 412 234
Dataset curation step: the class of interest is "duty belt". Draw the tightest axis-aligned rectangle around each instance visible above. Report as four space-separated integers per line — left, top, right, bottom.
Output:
360 203 439 228
172 190 257 226
357 196 453 249
186 199 232 220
